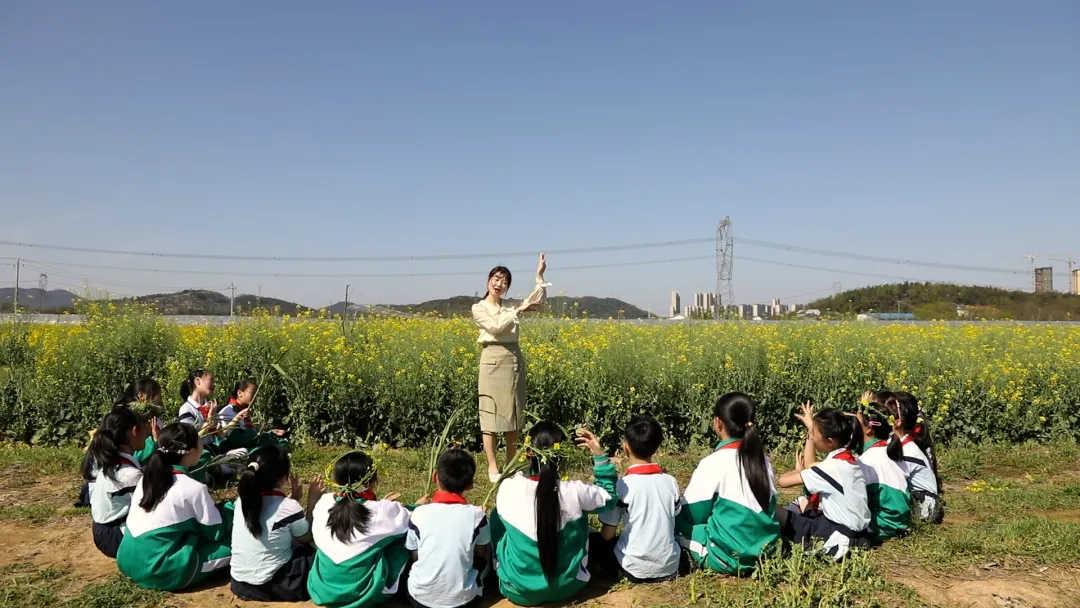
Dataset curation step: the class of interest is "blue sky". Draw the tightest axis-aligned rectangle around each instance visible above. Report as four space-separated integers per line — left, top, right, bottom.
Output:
1 1 1077 312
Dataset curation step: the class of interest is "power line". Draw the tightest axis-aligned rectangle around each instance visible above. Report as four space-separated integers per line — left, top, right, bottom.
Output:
20 255 715 281
0 236 713 263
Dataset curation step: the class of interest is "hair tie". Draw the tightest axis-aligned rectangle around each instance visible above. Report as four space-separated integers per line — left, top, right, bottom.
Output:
157 446 188 455
247 462 260 472
745 421 754 428
868 420 881 427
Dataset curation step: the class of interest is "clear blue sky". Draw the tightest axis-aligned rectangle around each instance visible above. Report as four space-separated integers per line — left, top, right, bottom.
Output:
2 1 1077 312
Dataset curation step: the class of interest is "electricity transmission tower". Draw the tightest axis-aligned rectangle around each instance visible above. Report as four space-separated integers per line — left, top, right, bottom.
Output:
715 217 734 318
38 273 47 291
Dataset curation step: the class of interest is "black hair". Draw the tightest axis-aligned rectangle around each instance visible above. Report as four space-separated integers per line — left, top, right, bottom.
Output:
527 420 565 581
436 447 477 495
139 423 199 512
891 391 941 486
482 266 512 298
229 378 258 402
237 444 291 537
869 390 894 407
327 452 375 543
813 408 862 454
114 377 162 407
81 406 145 482
624 414 663 460
179 369 211 402
861 403 903 462
714 393 772 511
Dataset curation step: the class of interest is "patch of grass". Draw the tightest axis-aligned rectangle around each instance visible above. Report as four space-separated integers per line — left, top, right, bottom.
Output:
0 444 84 477
70 575 168 608
0 562 66 608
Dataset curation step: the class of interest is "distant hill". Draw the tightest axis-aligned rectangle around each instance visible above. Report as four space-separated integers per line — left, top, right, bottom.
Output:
329 295 653 319
808 282 1080 320
129 290 312 316
0 288 78 313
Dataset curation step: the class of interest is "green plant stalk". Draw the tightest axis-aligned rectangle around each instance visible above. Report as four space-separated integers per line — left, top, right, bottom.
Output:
422 404 468 497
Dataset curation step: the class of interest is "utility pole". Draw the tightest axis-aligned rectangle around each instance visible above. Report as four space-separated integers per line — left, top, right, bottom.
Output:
228 282 236 317
13 259 19 315
344 285 350 318
1023 254 1038 292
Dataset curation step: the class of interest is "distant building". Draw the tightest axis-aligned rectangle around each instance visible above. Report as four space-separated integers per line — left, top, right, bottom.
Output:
752 303 771 318
669 291 681 317
1073 269 1080 295
1035 267 1054 293
693 292 720 313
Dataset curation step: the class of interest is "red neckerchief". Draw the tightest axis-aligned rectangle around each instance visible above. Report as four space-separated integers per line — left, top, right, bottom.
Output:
228 398 241 406
432 491 469 505
261 490 287 497
868 440 888 450
334 490 377 501
525 475 540 482
172 468 187 476
119 453 141 469
808 493 821 511
901 435 914 445
625 463 664 475
831 449 857 464
720 440 742 450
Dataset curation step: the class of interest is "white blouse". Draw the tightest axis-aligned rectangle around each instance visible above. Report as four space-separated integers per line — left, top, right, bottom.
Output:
471 277 548 345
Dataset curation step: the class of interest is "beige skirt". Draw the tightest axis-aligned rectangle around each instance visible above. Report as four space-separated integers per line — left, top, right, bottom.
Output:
478 343 526 433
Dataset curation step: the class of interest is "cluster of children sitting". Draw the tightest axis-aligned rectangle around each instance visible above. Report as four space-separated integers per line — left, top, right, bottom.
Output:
81 369 942 607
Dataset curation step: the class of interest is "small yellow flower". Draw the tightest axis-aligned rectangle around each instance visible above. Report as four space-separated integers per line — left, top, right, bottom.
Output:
552 443 561 450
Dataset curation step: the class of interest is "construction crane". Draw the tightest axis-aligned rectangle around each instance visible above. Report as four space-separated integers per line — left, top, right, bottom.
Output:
1048 255 1076 294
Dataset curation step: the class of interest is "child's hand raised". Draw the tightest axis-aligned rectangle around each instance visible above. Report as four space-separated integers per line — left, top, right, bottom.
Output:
308 477 325 502
289 474 303 500
795 401 815 429
795 452 806 472
575 428 605 457
860 391 874 406
415 495 431 506
383 492 402 502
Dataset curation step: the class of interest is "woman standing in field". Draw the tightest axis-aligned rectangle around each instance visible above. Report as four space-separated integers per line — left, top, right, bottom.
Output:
472 253 547 482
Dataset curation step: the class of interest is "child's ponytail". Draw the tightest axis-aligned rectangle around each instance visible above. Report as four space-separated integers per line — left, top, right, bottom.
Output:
526 420 565 581
81 406 141 482
894 391 941 486
140 423 198 511
238 444 290 537
714 392 772 511
862 402 902 462
326 452 375 543
179 369 209 402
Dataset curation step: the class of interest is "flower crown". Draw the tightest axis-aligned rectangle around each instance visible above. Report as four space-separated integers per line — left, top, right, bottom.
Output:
323 452 380 497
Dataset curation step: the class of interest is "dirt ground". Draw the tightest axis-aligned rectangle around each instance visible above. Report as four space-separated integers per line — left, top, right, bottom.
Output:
2 474 1079 607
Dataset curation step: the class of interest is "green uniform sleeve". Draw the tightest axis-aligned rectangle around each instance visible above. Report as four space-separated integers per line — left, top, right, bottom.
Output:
584 456 619 514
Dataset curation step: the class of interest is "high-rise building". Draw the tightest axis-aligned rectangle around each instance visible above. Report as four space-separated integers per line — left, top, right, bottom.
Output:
1034 267 1054 293
693 292 720 312
1072 269 1080 295
670 291 681 317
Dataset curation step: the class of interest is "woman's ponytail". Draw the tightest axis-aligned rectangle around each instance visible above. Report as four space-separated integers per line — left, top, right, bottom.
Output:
715 393 772 512
238 444 291 537
81 406 140 482
140 423 198 512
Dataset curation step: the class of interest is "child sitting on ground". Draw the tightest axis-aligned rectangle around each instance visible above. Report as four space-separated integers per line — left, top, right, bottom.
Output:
80 405 151 558
117 423 232 590
307 451 411 608
595 414 682 583
777 402 872 560
855 393 911 543
490 422 617 607
230 444 318 602
406 447 491 608
676 392 781 575
890 391 944 523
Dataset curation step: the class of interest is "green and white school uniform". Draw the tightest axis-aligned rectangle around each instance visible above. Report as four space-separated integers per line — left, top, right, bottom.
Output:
405 492 491 608
230 490 310 585
675 439 780 575
490 456 617 607
88 453 142 529
117 465 232 591
597 463 682 580
858 439 911 542
307 493 411 608
900 436 941 522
